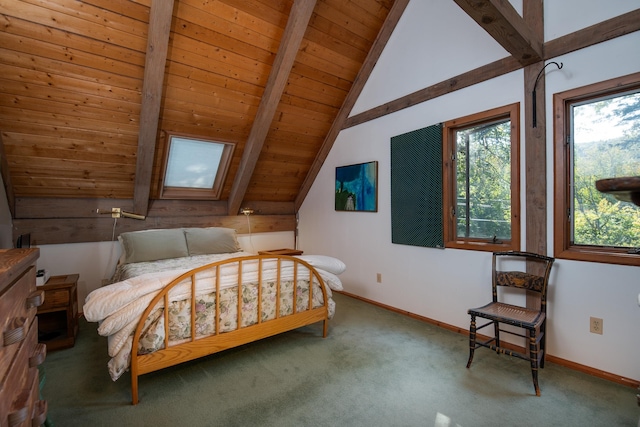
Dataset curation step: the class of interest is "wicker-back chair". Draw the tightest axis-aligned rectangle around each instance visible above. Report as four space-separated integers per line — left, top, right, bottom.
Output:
466 251 555 396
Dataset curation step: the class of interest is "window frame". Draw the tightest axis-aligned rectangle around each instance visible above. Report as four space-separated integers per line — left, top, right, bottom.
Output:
442 103 521 252
159 133 235 200
553 72 640 267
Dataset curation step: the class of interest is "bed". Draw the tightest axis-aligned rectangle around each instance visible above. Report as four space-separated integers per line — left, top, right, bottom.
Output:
83 227 345 404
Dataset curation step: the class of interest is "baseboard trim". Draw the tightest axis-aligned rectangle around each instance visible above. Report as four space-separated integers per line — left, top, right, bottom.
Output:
336 290 640 389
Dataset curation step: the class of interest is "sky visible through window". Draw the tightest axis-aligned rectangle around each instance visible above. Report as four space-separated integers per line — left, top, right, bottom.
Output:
165 137 224 189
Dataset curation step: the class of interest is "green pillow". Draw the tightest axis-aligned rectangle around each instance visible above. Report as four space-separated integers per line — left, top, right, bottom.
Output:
119 229 189 264
184 227 241 256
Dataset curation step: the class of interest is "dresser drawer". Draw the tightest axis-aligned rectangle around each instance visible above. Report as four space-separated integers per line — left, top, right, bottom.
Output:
6 364 44 427
0 267 37 384
39 288 70 312
0 317 44 426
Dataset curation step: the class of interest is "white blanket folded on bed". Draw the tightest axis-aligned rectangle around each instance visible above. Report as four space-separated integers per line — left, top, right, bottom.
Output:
84 256 343 359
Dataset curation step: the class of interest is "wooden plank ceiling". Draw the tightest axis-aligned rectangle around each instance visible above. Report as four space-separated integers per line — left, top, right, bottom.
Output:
0 0 401 231
1 0 638 245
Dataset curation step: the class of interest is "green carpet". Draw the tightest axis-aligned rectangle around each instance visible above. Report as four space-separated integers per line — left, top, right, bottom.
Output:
42 293 638 426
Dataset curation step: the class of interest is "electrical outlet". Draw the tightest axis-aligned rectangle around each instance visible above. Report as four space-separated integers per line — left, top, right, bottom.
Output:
376 273 382 283
590 317 603 335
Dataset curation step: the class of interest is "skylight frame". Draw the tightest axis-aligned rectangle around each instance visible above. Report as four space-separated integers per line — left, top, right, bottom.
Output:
159 134 235 200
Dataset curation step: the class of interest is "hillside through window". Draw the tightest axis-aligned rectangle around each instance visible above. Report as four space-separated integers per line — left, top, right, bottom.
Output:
554 73 640 266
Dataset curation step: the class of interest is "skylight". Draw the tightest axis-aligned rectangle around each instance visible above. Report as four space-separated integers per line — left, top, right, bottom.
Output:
160 135 234 200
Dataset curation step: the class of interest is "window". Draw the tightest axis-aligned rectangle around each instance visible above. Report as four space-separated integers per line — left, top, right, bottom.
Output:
443 103 520 251
553 73 640 266
160 134 234 200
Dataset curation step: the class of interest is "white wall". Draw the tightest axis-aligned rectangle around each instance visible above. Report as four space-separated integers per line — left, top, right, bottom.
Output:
298 0 640 382
36 230 295 313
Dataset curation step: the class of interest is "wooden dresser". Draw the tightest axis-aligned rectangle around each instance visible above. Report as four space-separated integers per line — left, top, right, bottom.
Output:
0 249 48 426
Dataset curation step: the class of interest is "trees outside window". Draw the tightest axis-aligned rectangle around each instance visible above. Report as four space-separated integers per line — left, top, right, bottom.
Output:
443 103 520 251
553 73 640 266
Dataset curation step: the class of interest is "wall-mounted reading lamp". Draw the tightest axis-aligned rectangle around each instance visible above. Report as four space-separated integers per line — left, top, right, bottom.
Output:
96 208 146 220
532 61 563 128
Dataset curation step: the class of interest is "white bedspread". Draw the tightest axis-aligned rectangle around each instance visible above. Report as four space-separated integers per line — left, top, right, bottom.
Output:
83 254 343 381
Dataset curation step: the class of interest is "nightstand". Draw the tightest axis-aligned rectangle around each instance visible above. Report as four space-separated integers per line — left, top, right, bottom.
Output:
37 274 79 351
258 248 304 256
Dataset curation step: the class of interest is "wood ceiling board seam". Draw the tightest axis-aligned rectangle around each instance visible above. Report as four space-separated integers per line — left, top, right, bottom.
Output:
322 0 385 29
0 105 140 131
176 0 283 53
314 1 377 40
307 13 371 53
303 26 368 63
191 0 286 42
170 33 273 76
218 0 292 29
0 54 140 98
0 78 142 115
171 18 276 65
1 133 140 154
0 124 139 145
165 62 264 96
80 0 150 22
0 58 143 100
0 15 147 67
1 0 148 51
0 95 139 126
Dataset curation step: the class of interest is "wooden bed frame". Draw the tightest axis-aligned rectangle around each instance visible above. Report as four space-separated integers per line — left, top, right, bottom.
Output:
129 254 329 405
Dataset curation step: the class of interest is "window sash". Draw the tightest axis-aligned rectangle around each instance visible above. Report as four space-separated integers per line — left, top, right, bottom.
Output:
443 103 520 252
553 72 640 266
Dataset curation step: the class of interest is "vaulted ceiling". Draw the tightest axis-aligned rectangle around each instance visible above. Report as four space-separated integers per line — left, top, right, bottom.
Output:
1 0 639 244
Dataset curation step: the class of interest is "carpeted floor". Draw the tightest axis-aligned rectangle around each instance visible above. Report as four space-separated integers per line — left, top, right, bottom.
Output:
42 292 639 426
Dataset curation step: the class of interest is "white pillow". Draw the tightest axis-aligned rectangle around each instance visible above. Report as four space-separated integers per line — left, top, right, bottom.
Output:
295 255 346 275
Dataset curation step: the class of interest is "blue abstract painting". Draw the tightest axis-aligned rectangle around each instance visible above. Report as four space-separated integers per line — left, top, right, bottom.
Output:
335 161 378 212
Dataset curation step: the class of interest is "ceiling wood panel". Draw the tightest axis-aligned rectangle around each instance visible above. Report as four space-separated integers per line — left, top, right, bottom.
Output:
4 0 625 244
1 0 398 214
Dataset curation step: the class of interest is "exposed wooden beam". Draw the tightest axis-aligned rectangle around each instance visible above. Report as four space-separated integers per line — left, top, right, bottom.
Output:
227 0 317 217
544 8 640 59
0 132 15 217
342 10 640 128
294 0 410 210
523 1 546 314
344 55 522 128
132 0 174 217
452 0 542 66
13 215 296 245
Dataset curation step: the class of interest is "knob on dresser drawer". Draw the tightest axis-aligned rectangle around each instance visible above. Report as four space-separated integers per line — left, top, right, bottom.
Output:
2 317 27 347
29 343 47 367
7 405 28 426
32 400 48 426
26 289 45 309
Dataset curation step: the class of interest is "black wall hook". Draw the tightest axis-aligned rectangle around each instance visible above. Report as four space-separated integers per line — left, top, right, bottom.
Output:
532 61 563 128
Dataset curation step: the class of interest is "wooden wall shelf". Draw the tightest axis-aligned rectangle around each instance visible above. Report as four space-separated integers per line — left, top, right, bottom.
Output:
595 176 640 207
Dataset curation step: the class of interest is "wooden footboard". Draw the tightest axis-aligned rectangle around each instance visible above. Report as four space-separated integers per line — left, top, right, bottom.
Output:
129 255 329 405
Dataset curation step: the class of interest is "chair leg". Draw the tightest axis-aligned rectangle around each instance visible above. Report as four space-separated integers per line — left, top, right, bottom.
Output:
466 315 476 368
493 320 500 352
539 322 546 369
529 329 541 396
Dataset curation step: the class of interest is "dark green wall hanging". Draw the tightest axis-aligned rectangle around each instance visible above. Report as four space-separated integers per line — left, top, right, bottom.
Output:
391 124 444 248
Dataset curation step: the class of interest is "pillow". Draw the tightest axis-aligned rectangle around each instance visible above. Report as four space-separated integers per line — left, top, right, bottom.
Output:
184 227 241 256
295 255 346 275
119 228 189 264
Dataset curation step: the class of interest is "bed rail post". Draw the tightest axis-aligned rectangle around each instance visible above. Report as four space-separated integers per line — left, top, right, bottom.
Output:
132 373 139 405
